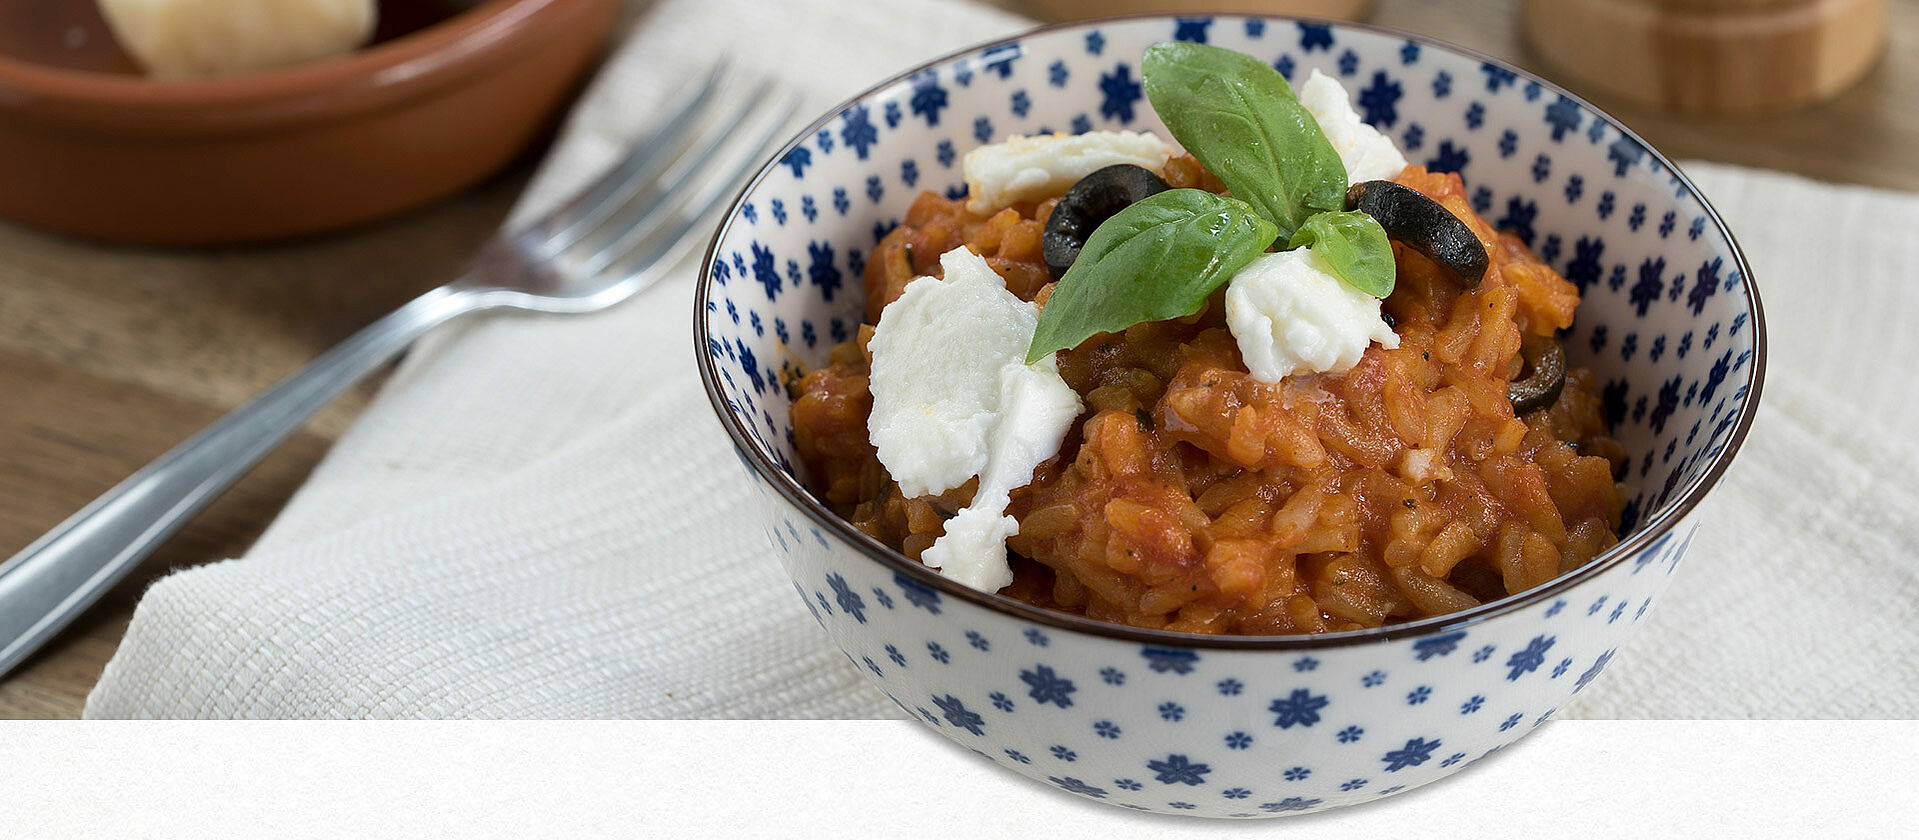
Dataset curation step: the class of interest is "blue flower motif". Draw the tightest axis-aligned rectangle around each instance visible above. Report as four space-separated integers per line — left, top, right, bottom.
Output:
1432 70 1452 98
1158 701 1186 722
1070 113 1093 134
885 644 905 667
1223 787 1251 800
966 630 989 651
1552 657 1574 678
1609 601 1627 624
863 656 881 676
1020 664 1077 708
780 146 812 178
1505 635 1556 681
1261 797 1322 813
927 641 950 664
1148 754 1211 786
909 71 949 127
1009 89 1031 118
1284 766 1312 782
1689 215 1706 240
1403 122 1424 150
1100 667 1126 686
1362 670 1387 688
1531 153 1551 183
839 104 879 160
1565 173 1585 204
1496 196 1538 245
934 694 984 735
1464 101 1485 130
1024 628 1050 647
1114 778 1142 791
806 241 842 302
1274 54 1295 80
865 175 884 204
1357 71 1402 127
973 116 994 144
1005 749 1031 764
1268 689 1329 729
1094 720 1121 739
1608 136 1644 177
1441 752 1467 768
1382 736 1441 772
1048 59 1069 88
981 43 1020 78
882 100 901 129
1407 685 1432 705
1084 30 1105 55
1481 63 1517 91
831 187 850 216
1224 731 1253 750
846 249 865 278
1169 802 1196 810
916 707 937 725
1545 95 1582 142
1298 22 1333 52
1575 649 1616 691
990 691 1014 712
1293 656 1319 672
1500 712 1523 732
1659 209 1677 238
1173 17 1211 43
1427 140 1470 174
1472 185 1492 213
1049 776 1106 798
749 242 781 300
1629 201 1647 230
1099 64 1144 123
1142 647 1199 674
742 202 757 224
1246 19 1267 38
814 128 833 154
1631 256 1666 316
953 63 973 88
1524 80 1542 101
1496 129 1518 159
894 573 941 613
1217 678 1243 696
826 573 864 623
800 195 818 222
1339 778 1369 792
1414 631 1467 661
1400 40 1420 64
1050 744 1077 762
1336 725 1364 744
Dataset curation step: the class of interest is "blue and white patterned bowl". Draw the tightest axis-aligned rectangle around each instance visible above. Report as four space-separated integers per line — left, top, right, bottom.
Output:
695 16 1765 819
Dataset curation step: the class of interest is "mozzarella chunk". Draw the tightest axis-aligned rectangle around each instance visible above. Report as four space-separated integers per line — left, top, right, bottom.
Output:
99 0 376 79
963 130 1171 215
867 247 1082 591
1225 249 1400 383
1299 70 1409 185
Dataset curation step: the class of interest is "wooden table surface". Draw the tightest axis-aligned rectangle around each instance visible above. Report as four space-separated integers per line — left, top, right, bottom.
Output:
3 0 1914 719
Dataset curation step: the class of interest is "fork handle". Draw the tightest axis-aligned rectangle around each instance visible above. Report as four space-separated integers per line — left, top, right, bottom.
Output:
0 285 484 678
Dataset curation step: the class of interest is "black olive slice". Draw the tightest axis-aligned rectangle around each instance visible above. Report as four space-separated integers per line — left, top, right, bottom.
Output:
1042 164 1171 279
1345 180 1489 288
1509 334 1567 415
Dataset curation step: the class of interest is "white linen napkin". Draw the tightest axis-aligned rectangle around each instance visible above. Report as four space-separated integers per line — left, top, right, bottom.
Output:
84 0 1919 718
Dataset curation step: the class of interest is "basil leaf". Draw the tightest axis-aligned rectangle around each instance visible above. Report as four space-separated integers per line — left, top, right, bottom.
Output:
1287 210 1396 298
1026 189 1277 363
1142 42 1346 242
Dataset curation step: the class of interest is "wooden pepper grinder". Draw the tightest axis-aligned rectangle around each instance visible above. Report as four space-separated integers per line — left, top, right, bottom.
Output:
1521 0 1889 115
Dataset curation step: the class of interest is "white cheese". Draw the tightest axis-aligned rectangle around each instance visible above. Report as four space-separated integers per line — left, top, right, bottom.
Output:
1224 249 1400 383
1299 70 1409 185
963 130 1171 215
867 247 1083 591
99 0 376 79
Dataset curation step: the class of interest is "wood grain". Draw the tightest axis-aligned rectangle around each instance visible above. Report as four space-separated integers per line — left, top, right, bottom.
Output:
3 0 1916 719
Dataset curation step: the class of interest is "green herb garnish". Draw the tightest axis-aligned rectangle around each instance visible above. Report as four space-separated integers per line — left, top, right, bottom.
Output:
1141 41 1347 241
1287 210 1396 298
1025 189 1277 363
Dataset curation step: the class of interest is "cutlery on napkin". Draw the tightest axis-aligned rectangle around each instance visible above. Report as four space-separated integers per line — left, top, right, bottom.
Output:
85 0 1918 718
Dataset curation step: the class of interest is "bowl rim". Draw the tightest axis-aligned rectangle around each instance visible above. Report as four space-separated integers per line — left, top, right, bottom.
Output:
695 12 1768 651
0 0 588 132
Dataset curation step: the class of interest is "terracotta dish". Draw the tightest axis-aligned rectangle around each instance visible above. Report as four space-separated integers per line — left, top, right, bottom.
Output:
0 0 619 245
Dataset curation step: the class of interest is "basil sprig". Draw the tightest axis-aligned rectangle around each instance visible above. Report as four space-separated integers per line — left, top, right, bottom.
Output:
1025 189 1277 363
1288 210 1396 298
1141 42 1346 242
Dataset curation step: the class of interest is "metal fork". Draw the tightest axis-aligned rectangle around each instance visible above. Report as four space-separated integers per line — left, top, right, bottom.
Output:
0 66 799 678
